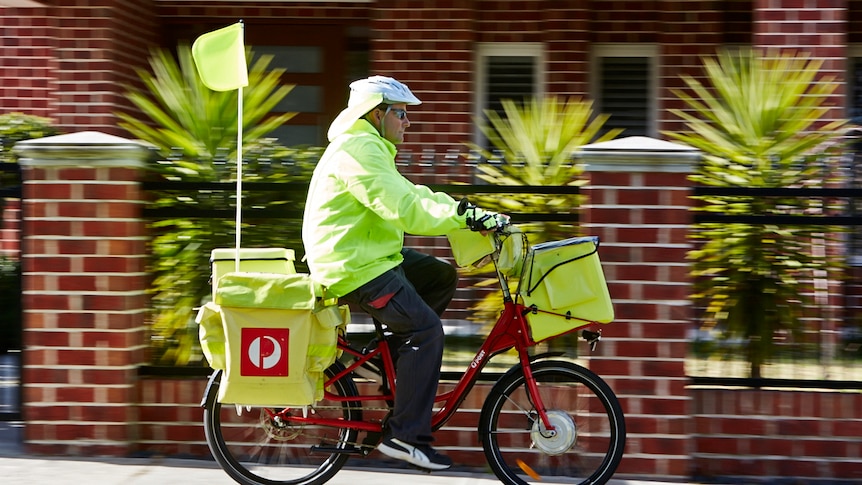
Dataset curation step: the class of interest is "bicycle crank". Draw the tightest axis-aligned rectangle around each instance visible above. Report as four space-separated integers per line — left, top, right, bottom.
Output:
530 410 577 455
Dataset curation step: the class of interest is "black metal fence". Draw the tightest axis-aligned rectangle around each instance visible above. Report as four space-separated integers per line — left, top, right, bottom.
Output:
687 138 862 387
4 147 862 393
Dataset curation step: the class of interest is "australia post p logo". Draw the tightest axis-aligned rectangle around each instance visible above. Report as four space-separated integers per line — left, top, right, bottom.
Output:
240 328 290 377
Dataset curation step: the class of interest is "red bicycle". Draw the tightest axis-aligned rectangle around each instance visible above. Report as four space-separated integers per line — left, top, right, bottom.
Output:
202 222 626 485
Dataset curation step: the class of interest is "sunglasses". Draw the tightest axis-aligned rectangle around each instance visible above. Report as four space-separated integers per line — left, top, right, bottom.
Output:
384 107 409 120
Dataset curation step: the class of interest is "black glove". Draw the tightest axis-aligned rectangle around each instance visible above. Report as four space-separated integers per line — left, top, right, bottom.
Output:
466 207 502 232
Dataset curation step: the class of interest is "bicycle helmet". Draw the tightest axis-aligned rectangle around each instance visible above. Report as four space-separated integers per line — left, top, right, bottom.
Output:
327 75 421 141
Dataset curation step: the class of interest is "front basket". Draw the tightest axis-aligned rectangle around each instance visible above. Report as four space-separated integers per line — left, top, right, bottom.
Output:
519 236 614 342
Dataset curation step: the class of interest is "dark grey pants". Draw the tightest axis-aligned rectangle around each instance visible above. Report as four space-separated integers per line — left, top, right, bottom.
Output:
340 248 457 444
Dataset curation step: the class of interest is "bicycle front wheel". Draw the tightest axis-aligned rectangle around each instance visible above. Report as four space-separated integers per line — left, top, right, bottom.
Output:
479 360 626 485
203 362 361 485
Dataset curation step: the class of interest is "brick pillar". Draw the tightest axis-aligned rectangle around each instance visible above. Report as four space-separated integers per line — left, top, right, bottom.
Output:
13 131 152 456
577 136 700 480
753 0 847 125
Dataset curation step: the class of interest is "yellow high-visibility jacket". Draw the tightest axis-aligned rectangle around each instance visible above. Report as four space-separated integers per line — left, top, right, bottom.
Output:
302 119 467 297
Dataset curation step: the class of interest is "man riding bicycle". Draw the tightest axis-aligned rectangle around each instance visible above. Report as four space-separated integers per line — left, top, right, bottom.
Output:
302 75 500 471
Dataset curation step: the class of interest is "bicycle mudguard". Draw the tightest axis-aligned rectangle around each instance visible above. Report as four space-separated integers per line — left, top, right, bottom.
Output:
200 370 222 408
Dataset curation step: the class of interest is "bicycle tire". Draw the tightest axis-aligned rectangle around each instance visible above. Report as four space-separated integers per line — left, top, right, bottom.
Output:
479 359 626 485
203 362 361 485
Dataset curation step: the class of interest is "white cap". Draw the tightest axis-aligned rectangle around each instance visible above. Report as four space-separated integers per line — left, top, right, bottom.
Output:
327 76 421 141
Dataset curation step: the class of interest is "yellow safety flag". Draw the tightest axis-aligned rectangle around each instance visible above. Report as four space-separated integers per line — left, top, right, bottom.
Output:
191 22 248 92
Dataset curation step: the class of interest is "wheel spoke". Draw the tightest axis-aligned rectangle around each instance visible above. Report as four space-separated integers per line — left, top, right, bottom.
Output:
203 364 361 485
478 361 626 485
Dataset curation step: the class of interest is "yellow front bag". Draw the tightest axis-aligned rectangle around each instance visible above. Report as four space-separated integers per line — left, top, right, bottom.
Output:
207 271 348 407
520 236 614 342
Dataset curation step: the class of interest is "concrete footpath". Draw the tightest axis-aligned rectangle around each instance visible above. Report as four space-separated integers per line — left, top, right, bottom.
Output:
0 420 691 485
0 454 690 485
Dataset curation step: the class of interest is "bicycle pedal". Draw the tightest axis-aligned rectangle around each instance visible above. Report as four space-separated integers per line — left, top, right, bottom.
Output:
358 435 381 456
362 432 382 448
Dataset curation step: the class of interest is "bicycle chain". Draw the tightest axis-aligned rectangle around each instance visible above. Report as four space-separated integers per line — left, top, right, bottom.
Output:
262 404 393 452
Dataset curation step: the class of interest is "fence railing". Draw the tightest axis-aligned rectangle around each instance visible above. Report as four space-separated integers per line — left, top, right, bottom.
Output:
140 175 581 380
141 180 582 223
688 183 862 387
6 148 862 387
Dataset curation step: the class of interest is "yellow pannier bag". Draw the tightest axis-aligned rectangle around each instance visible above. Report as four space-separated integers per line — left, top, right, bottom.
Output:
446 229 494 269
519 236 614 342
210 247 296 299
199 271 348 407
197 302 227 370
198 247 298 370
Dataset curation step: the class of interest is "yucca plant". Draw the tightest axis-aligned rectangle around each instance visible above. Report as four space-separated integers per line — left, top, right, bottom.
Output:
118 43 295 179
666 48 847 378
466 96 622 240
117 44 321 365
464 96 621 328
0 112 60 163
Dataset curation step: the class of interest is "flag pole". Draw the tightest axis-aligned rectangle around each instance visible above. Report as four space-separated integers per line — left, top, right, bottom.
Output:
235 83 243 272
233 20 245 272
190 20 248 272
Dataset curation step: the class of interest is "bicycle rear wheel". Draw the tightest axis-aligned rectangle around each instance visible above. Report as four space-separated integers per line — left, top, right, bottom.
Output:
479 360 625 485
203 362 361 485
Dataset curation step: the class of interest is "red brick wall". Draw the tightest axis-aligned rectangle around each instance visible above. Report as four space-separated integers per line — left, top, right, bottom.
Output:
371 1 602 153
136 377 862 482
753 0 848 124
545 4 590 98
691 388 862 481
4 1 858 147
0 7 58 119
1 0 159 135
137 378 209 457
657 3 724 136
134 377 497 463
370 1 477 154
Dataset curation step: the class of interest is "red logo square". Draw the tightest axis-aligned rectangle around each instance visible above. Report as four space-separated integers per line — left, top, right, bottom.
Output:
240 327 290 377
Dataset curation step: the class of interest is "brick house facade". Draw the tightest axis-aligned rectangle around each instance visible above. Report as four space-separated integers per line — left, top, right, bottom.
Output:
4 1 860 149
2 0 862 482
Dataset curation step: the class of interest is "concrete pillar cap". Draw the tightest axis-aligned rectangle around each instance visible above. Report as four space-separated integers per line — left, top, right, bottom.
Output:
576 136 701 173
13 131 155 168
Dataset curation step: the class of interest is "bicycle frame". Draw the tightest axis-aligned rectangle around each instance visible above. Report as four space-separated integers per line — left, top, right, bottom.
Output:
201 225 625 485
281 229 587 437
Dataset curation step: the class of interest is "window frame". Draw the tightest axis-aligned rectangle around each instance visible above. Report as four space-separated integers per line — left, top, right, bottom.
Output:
473 43 545 146
589 43 659 138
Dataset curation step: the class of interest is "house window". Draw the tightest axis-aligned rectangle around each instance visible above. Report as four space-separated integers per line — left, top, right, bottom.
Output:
475 43 544 149
590 44 657 137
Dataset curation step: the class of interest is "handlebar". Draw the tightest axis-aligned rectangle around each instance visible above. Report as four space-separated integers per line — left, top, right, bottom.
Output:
458 198 511 234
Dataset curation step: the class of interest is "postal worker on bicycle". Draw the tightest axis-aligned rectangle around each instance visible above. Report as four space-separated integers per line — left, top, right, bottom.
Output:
302 75 500 471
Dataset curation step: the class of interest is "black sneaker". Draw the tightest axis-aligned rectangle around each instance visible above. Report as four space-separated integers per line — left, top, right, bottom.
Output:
377 437 452 470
